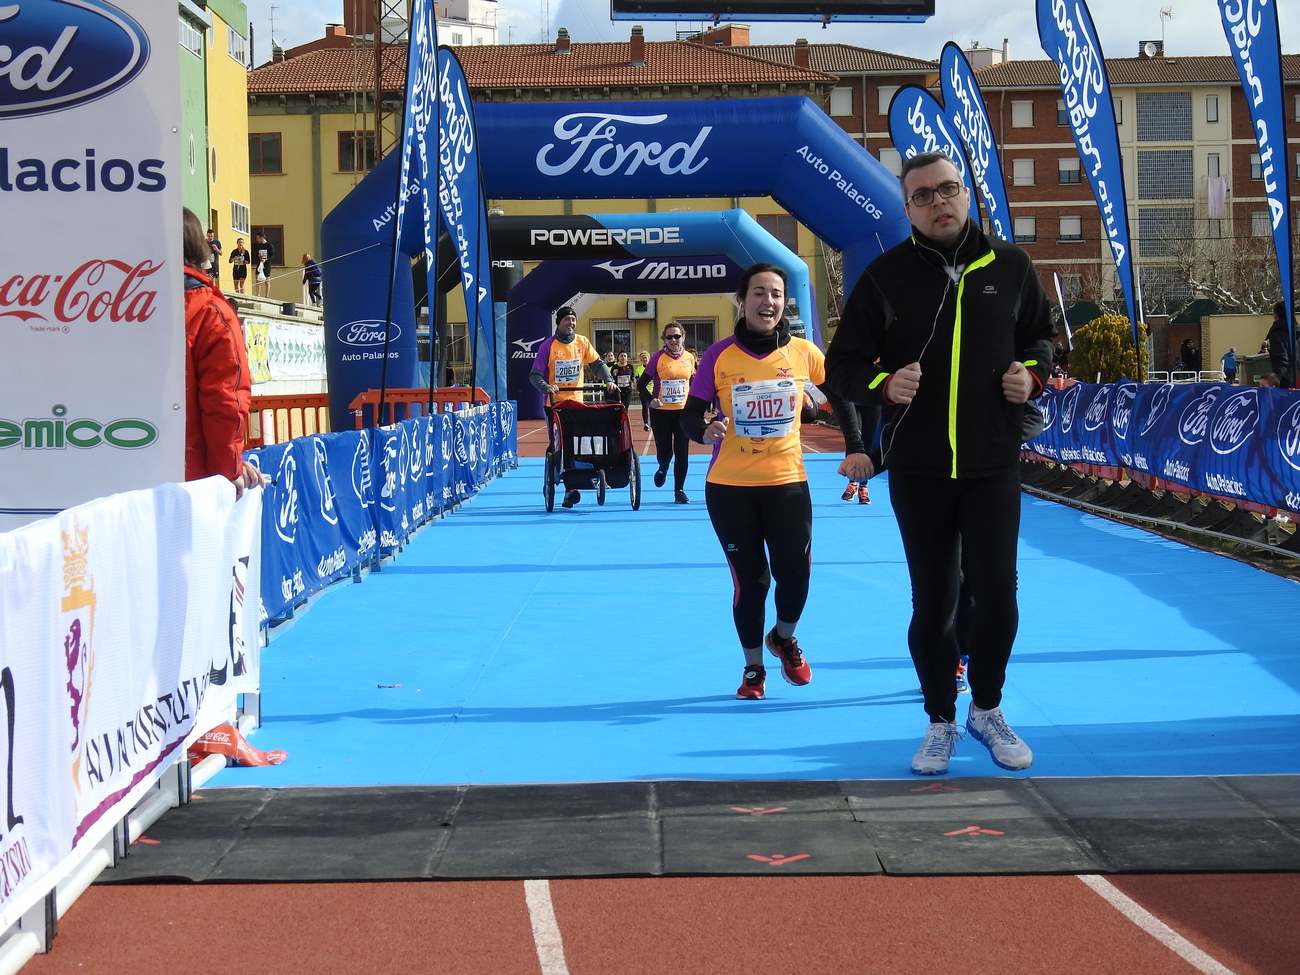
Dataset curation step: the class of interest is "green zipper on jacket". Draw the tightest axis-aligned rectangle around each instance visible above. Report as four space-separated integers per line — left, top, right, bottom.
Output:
949 251 997 478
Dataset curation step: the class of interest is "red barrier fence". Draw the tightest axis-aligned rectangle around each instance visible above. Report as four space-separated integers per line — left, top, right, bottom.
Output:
349 387 489 428
246 394 331 448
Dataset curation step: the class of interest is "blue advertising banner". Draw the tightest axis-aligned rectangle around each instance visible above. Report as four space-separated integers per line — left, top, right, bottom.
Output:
436 47 497 397
394 0 437 260
939 42 1013 242
1217 0 1294 376
1028 382 1300 512
1037 0 1139 340
887 85 981 224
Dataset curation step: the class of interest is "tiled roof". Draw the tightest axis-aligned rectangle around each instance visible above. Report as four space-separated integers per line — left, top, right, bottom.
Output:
734 43 936 75
974 54 1300 88
247 40 835 95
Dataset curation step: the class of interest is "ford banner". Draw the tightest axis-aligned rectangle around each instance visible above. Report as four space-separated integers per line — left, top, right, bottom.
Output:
887 85 982 224
1217 0 1294 380
436 47 497 398
939 42 1013 242
1038 0 1139 343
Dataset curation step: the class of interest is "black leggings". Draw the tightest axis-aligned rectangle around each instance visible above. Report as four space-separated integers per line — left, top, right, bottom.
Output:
649 408 690 490
705 481 812 649
889 467 1021 722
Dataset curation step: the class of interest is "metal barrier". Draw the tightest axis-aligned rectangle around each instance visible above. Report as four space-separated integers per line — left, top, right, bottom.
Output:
349 387 490 428
245 393 331 448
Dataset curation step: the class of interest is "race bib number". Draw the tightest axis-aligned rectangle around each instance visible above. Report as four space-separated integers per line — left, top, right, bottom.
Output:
554 358 581 385
659 378 688 404
732 379 798 439
617 373 631 387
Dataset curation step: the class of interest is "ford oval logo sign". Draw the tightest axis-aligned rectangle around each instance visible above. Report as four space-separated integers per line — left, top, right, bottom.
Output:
0 1 150 119
337 319 400 347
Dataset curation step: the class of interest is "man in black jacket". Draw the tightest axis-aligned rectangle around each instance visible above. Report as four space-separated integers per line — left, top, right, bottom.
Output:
826 152 1054 776
1266 302 1294 388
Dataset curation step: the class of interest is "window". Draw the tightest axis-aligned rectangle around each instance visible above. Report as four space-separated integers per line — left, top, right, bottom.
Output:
1058 157 1081 184
178 16 203 56
188 132 196 175
250 225 285 267
1207 152 1221 178
757 214 799 253
1012 157 1035 186
338 131 376 172
1114 97 1123 124
877 85 899 115
227 24 247 65
830 87 853 117
1060 273 1082 302
1137 207 1192 257
1295 92 1299 121
1011 100 1034 128
1059 215 1083 241
445 322 469 366
1136 149 1193 198
1252 211 1270 237
1014 217 1037 243
1136 91 1192 141
1207 218 1222 239
231 201 250 236
1205 94 1219 123
878 146 902 176
676 318 716 354
248 133 282 174
1056 99 1067 126
450 31 464 45
1251 153 1263 180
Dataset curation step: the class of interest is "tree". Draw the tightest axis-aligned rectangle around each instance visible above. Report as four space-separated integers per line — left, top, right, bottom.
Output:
1069 314 1148 383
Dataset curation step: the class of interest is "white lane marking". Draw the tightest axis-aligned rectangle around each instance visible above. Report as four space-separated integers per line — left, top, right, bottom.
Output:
524 879 571 975
1077 874 1237 975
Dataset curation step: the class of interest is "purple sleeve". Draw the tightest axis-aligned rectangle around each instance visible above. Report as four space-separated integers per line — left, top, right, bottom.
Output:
689 339 729 404
530 336 554 375
645 350 664 385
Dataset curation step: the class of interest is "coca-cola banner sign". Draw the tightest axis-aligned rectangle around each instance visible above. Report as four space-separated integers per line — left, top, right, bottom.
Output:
0 1 181 531
1026 382 1300 512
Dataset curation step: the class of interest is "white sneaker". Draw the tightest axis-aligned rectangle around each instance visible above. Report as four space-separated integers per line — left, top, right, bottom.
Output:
911 721 959 775
966 705 1033 770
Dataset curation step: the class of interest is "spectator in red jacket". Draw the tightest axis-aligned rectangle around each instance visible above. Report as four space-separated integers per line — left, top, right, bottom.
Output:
183 208 264 497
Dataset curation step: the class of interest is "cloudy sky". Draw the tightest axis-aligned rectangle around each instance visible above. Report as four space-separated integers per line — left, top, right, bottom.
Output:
243 1 1295 65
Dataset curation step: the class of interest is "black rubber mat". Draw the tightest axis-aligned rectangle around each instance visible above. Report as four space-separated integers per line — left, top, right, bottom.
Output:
98 776 1300 883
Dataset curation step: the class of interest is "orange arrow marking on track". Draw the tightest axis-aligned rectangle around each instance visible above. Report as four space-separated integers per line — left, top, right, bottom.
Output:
746 853 812 866
730 806 788 816
912 783 962 793
944 826 1005 837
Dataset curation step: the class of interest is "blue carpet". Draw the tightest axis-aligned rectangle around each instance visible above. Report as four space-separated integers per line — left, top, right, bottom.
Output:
214 454 1300 786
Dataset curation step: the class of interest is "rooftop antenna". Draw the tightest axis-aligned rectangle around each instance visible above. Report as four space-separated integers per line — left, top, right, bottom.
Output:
540 0 549 42
268 3 278 48
1159 6 1173 49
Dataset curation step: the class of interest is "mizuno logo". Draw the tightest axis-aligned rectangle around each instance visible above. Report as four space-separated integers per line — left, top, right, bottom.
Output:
511 336 546 360
595 259 644 279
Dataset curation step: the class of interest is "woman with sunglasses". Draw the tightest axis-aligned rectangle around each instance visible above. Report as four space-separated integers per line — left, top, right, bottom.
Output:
681 263 825 701
637 323 696 504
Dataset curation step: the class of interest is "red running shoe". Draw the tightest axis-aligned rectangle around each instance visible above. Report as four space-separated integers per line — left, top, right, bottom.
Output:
857 483 871 505
765 629 812 685
841 481 858 501
736 664 766 700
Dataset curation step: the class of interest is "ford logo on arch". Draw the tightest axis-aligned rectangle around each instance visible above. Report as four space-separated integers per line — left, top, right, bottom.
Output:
337 319 400 347
0 1 150 119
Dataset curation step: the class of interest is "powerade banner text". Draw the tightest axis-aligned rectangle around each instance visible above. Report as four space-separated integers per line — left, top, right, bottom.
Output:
940 42 1013 242
1217 0 1293 376
887 85 981 223
1027 382 1300 512
436 47 498 397
1038 0 1139 339
0 0 182 530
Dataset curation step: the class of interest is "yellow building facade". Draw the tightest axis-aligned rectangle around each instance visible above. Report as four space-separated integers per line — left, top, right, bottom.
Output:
203 4 252 289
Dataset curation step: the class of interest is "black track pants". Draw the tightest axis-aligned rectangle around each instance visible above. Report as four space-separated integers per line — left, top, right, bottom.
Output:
705 481 812 649
888 468 1021 722
649 408 690 491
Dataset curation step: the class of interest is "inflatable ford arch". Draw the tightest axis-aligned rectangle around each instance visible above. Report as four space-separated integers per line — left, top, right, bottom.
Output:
320 95 908 429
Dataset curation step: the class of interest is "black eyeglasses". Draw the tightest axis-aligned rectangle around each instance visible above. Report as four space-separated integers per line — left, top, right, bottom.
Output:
907 180 964 207
664 334 684 341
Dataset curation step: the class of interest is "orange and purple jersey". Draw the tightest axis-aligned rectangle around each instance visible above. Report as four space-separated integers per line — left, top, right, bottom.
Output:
689 335 825 487
644 348 696 411
532 333 598 403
